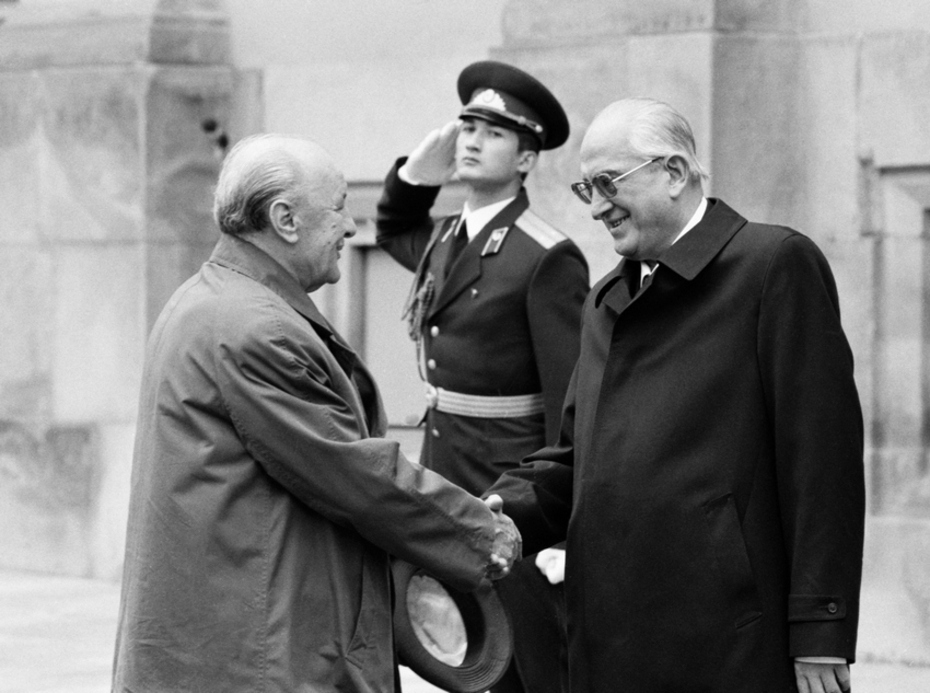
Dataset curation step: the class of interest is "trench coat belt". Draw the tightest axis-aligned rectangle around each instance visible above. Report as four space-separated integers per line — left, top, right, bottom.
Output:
425 384 545 418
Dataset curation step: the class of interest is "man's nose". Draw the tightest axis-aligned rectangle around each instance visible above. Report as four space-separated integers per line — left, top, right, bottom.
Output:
344 217 357 238
590 193 612 220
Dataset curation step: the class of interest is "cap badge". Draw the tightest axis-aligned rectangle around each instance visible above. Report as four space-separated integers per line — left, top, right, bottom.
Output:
470 89 507 112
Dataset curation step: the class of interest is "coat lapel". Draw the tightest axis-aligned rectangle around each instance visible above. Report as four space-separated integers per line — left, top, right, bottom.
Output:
654 198 747 283
428 191 530 317
596 260 639 316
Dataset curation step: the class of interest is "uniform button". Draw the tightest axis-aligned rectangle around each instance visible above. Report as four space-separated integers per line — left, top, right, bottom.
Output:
431 428 441 438
427 359 436 370
430 326 440 337
827 602 838 614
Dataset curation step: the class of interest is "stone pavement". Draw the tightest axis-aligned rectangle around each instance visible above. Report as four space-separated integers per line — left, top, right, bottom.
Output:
1 568 929 693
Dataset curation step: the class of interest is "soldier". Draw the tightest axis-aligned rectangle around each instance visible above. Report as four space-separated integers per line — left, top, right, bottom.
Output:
377 61 589 693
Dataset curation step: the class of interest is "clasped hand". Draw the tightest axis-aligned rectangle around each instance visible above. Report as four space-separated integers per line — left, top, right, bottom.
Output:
483 494 522 580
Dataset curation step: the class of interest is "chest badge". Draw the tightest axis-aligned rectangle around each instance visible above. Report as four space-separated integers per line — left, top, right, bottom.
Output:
481 226 511 256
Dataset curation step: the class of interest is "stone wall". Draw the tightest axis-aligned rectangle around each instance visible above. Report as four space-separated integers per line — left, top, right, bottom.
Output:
0 0 244 579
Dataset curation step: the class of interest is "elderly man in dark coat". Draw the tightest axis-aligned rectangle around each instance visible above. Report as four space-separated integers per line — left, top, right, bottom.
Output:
486 98 866 693
112 134 520 693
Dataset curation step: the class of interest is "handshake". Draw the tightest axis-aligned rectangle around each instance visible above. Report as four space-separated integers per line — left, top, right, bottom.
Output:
483 494 522 580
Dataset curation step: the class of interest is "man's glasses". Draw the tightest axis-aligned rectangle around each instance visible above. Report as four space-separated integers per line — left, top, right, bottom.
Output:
570 157 661 204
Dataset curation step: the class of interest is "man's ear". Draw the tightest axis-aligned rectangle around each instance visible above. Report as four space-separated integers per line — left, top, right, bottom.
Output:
517 150 538 175
268 198 300 244
665 155 691 199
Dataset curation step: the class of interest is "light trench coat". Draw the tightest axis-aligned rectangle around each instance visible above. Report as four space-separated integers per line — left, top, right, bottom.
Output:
112 233 498 693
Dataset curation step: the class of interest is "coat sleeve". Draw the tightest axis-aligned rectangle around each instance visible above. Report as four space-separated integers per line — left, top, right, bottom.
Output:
485 364 579 555
375 157 442 272
527 241 589 444
757 233 866 661
214 304 496 592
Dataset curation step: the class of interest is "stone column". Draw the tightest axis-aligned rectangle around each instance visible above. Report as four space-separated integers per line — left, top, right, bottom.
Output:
0 0 242 579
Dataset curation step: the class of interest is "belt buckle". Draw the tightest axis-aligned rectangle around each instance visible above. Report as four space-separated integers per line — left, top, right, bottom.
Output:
425 385 439 409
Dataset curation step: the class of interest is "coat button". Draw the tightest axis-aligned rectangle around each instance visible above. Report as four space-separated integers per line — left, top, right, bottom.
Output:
430 325 440 337
427 359 436 370
431 428 441 438
827 602 838 614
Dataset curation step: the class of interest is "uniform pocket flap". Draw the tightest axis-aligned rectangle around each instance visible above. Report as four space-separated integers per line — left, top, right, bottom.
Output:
787 594 846 622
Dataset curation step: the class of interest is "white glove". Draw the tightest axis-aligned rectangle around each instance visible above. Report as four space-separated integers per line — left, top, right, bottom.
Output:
534 547 566 585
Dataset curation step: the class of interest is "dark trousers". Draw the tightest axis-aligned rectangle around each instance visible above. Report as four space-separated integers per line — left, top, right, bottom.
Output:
491 554 569 693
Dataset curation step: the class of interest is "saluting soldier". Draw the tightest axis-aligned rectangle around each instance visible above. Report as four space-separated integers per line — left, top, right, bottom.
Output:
376 61 589 693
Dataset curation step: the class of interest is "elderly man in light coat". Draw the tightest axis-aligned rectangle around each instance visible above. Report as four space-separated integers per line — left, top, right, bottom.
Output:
112 134 519 693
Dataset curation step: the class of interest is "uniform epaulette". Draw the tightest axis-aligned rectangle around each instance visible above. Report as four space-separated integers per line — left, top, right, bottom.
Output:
516 210 567 250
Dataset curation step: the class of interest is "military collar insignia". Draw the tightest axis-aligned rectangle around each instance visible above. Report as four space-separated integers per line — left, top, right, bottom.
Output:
481 227 511 256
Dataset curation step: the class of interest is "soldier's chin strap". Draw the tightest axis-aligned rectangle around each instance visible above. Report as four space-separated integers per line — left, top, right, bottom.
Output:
402 270 435 382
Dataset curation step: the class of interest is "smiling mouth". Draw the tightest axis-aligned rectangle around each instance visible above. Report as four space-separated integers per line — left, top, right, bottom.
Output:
607 216 629 231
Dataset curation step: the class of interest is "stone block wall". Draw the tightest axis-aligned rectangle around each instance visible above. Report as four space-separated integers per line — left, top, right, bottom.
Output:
0 0 239 579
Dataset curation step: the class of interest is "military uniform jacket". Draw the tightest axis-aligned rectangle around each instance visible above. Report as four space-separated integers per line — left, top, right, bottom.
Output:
487 199 866 692
112 233 499 693
376 158 589 495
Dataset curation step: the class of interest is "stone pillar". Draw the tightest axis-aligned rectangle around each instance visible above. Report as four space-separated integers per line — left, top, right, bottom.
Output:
0 0 242 579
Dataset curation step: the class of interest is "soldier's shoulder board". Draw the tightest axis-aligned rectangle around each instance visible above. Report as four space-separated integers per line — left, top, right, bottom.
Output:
516 210 567 250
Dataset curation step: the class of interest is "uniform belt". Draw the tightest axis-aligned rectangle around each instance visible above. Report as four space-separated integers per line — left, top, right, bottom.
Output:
425 385 545 418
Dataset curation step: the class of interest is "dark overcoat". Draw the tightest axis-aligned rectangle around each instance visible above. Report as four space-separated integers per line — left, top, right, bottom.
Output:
488 199 866 692
112 233 499 693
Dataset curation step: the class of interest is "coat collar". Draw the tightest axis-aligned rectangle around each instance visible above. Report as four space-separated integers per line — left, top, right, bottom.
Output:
209 232 359 374
594 198 747 314
656 198 746 281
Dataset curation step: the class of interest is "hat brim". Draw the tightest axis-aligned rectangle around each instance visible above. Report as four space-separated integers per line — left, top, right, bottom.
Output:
392 559 513 693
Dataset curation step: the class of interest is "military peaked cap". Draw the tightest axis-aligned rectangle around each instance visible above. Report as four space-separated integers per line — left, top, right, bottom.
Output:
457 60 569 150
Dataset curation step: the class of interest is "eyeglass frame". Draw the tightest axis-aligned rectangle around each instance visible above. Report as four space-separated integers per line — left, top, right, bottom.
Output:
570 157 662 204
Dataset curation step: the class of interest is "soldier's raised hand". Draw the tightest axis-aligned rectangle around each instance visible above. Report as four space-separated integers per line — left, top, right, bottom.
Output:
399 120 463 186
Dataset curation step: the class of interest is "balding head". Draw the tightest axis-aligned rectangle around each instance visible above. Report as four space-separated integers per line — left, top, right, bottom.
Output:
582 98 708 184
213 134 339 237
577 99 708 261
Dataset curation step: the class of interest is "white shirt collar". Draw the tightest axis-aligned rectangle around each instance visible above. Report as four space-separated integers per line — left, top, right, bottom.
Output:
640 196 708 283
458 196 516 240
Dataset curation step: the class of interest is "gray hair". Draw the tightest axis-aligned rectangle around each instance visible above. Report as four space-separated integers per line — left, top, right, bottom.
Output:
212 134 308 236
597 98 709 182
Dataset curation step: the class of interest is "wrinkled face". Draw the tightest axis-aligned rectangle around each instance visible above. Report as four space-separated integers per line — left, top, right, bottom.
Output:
579 125 677 261
455 117 529 189
292 170 356 292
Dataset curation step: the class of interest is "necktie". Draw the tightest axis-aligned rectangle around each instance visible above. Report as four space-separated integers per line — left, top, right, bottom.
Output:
445 220 468 277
